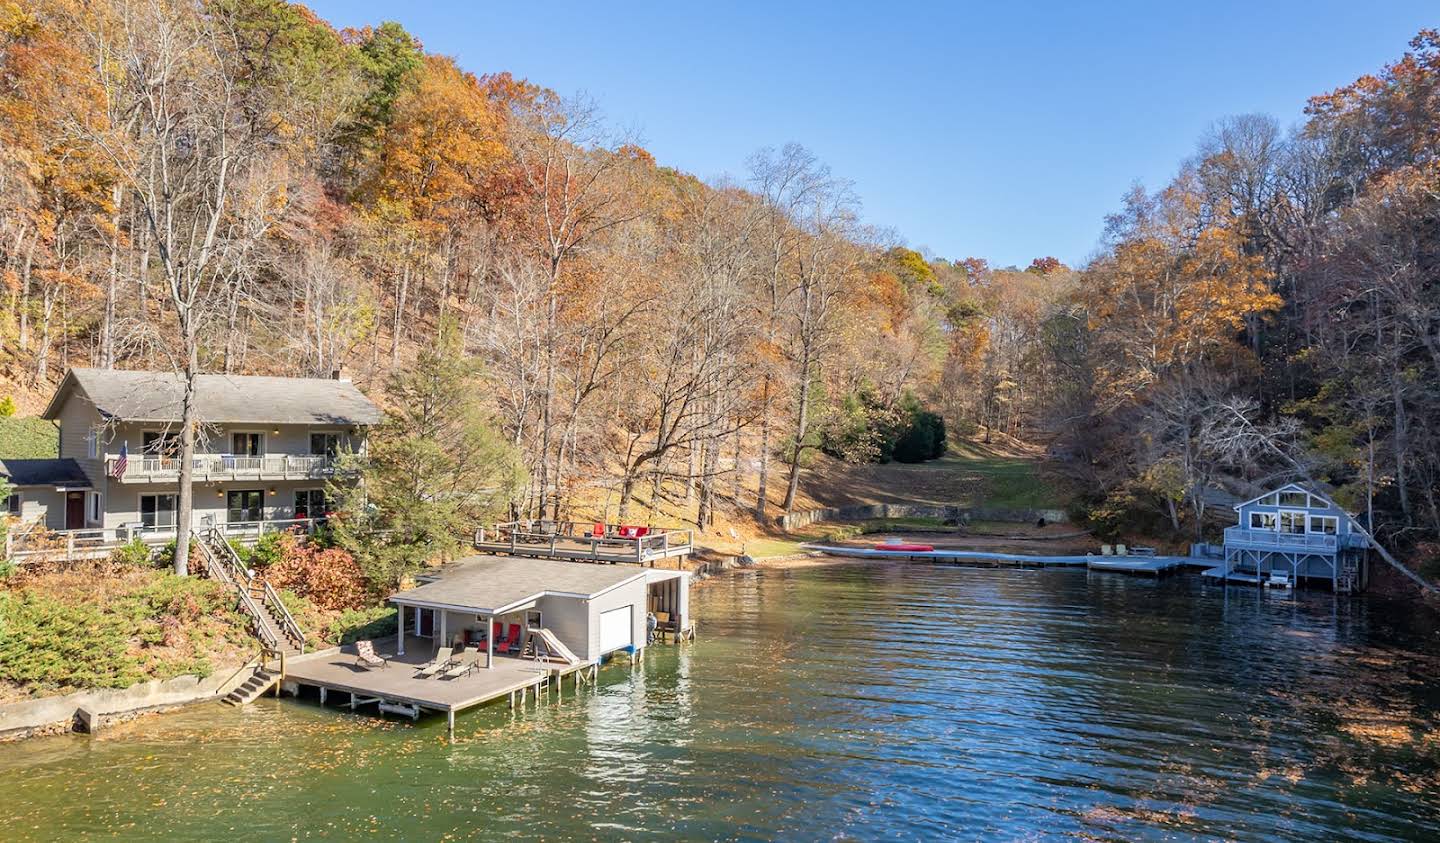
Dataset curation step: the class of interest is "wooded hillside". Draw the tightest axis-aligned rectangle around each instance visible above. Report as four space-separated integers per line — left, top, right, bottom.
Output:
2 3 1437 568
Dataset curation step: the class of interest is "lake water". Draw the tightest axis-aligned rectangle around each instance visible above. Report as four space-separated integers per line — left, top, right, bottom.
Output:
4 562 1440 840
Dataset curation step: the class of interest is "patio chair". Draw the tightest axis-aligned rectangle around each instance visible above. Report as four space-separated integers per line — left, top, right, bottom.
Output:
440 648 485 680
354 639 390 670
1101 544 1114 556
500 623 524 654
1116 544 1128 556
414 646 455 679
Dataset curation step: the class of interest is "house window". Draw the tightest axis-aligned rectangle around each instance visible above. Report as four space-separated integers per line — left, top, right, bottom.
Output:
142 430 178 456
294 489 327 520
310 433 340 459
227 490 264 523
526 610 543 629
5 493 19 516
1259 493 1278 506
1309 515 1339 535
87 429 99 459
1278 490 1309 508
232 433 263 457
1279 511 1307 534
140 494 177 529
1250 512 1277 530
89 493 101 522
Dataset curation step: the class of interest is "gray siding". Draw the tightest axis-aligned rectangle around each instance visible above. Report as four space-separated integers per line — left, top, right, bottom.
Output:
537 594 591 660
55 395 104 489
102 479 330 530
584 580 647 659
11 488 66 530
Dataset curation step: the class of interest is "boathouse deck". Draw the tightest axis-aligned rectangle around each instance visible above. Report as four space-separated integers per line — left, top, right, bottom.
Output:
803 544 1195 576
474 520 693 566
283 633 596 732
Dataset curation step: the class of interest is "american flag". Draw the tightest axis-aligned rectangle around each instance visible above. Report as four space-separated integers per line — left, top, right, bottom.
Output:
111 441 128 479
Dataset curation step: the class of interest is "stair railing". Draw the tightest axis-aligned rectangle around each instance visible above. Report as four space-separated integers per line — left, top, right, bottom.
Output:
203 528 306 652
195 534 280 651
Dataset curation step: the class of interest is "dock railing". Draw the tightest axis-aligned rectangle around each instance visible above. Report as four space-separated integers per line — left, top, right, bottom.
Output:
475 520 693 563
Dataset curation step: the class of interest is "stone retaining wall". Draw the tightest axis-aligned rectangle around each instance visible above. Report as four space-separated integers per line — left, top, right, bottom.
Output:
777 503 1068 531
0 668 252 742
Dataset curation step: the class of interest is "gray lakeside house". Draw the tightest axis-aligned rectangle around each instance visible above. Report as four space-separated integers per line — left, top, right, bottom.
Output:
4 367 380 545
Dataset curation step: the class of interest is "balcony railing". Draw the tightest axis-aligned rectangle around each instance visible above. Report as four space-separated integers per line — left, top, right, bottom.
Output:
107 454 338 481
1224 526 1339 551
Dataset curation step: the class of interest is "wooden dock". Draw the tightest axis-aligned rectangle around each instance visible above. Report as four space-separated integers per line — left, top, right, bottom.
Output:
474 522 693 567
804 544 1194 576
282 634 597 737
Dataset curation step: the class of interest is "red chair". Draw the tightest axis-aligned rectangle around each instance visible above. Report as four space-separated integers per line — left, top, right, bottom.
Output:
502 623 524 654
592 521 606 538
635 527 650 538
492 621 504 646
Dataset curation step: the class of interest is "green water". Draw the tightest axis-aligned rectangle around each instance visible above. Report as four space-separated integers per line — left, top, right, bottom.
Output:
4 563 1440 840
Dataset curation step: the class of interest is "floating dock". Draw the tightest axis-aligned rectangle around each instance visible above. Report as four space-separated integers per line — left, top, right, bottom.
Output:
803 545 1193 576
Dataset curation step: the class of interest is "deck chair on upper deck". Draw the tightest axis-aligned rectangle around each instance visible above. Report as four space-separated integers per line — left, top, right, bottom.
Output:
354 639 390 669
414 646 455 678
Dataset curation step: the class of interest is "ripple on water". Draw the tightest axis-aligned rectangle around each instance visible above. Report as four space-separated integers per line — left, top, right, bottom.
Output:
3 562 1440 840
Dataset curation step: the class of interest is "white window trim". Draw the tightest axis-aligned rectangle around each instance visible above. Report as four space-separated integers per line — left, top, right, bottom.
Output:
140 493 178 529
1278 509 1308 534
1250 511 1277 530
86 429 99 459
229 430 267 457
1309 515 1339 535
88 492 101 523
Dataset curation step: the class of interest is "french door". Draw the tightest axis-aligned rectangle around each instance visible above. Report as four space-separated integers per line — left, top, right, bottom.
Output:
227 490 264 524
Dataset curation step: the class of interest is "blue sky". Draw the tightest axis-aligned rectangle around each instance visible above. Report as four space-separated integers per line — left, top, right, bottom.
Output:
306 1 1435 268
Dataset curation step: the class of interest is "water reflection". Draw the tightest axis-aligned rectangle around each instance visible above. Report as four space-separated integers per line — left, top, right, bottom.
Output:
2 563 1439 840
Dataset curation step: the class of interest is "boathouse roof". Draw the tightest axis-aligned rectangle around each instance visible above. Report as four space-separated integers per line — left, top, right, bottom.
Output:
41 368 382 426
391 555 647 615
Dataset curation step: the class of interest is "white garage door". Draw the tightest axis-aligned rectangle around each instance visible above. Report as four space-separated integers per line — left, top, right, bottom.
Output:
599 605 633 653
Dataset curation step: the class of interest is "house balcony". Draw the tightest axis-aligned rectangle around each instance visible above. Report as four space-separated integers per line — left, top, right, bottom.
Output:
107 453 346 483
1223 526 1338 554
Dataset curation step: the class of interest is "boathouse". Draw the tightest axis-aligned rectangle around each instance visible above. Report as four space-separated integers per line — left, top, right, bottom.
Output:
281 555 691 734
1217 482 1370 591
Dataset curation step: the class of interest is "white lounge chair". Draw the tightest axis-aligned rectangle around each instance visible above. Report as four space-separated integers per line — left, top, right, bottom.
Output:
1101 544 1114 556
440 648 485 680
1115 544 1128 556
414 646 455 678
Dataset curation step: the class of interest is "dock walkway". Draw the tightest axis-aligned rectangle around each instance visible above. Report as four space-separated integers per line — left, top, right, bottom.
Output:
803 545 1195 576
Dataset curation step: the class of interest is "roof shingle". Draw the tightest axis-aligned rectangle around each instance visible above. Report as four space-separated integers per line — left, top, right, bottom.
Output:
44 368 382 426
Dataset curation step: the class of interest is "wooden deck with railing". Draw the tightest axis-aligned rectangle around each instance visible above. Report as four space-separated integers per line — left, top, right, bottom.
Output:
474 520 693 566
106 453 341 482
4 517 324 564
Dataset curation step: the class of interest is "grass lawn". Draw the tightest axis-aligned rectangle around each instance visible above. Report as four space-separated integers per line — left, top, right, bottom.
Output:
0 416 59 459
939 440 1062 510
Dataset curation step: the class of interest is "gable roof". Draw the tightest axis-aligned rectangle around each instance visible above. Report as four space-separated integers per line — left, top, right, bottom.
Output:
0 458 91 489
1232 482 1349 513
390 555 646 615
41 368 382 426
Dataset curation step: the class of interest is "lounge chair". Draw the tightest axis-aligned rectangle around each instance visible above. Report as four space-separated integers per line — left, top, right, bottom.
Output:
1116 544 1128 556
440 648 485 680
414 646 455 678
500 623 524 654
354 639 390 669
1101 544 1114 556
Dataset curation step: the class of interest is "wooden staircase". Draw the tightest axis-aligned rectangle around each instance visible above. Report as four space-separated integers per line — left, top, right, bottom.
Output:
1337 554 1360 594
222 667 281 706
196 529 306 706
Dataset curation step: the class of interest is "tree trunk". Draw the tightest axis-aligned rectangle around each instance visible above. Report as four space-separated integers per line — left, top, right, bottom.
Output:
754 377 772 520
173 314 200 577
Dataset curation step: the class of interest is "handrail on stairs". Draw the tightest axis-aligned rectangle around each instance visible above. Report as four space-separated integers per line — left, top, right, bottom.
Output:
201 528 306 652
195 535 280 651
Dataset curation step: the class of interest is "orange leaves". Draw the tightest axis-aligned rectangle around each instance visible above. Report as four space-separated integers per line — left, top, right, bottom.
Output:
371 55 508 226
